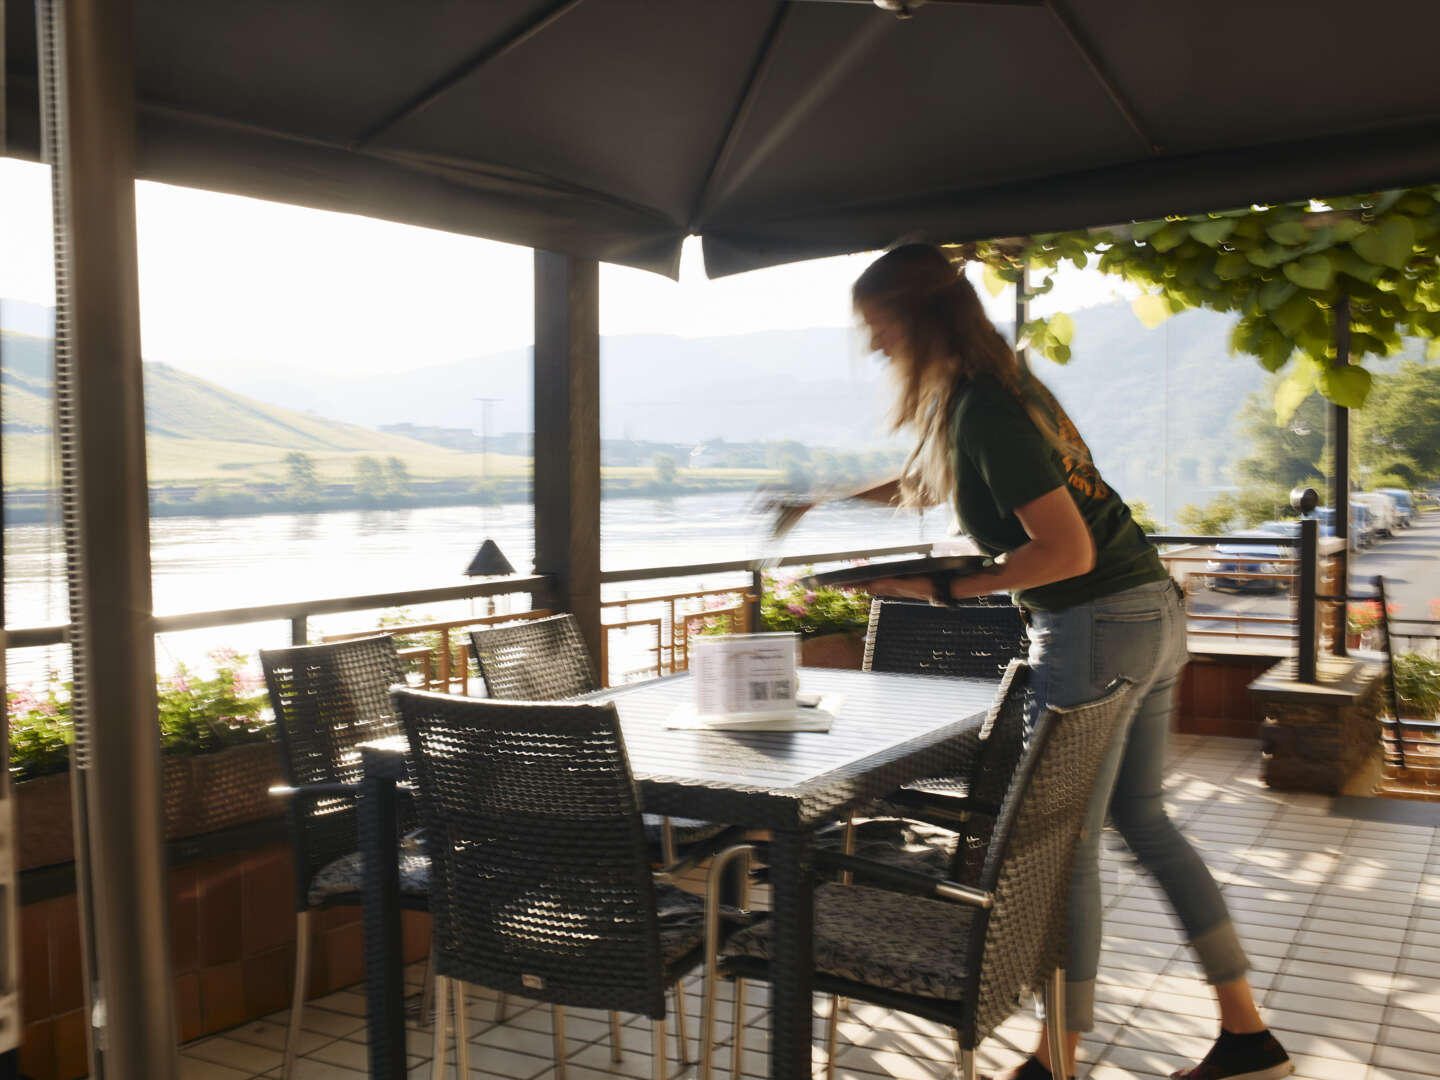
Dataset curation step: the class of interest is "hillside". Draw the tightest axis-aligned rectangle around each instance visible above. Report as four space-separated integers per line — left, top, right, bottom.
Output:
0 329 524 489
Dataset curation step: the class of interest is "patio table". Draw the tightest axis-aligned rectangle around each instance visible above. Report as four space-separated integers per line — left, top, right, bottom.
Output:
357 665 999 1079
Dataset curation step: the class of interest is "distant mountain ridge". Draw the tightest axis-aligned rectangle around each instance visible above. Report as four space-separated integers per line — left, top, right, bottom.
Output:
3 296 1298 511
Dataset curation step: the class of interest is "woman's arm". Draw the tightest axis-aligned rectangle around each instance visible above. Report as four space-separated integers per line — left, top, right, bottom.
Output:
868 485 1095 602
766 475 927 538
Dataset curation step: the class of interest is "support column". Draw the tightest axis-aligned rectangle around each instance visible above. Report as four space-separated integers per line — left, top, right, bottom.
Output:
533 252 602 667
39 0 179 1075
1331 296 1351 656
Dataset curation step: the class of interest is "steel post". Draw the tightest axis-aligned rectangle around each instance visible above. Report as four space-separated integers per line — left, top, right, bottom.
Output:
1297 517 1318 683
37 0 179 1074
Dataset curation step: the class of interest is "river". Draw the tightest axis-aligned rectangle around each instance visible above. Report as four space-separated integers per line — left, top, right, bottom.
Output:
4 492 953 685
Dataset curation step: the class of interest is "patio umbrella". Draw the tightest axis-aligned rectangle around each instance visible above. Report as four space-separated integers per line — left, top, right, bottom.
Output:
5 0 1440 278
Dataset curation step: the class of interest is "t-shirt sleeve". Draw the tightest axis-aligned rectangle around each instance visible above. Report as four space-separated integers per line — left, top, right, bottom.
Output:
954 387 1066 516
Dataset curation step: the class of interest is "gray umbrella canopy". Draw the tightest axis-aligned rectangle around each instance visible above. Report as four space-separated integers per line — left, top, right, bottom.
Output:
5 0 1440 278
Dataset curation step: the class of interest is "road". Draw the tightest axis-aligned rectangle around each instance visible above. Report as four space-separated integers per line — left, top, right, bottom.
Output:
1182 510 1440 651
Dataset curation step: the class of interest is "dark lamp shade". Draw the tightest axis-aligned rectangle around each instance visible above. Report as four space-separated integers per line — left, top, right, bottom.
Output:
465 539 515 577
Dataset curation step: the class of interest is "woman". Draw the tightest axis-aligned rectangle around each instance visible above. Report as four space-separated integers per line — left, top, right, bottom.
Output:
790 245 1290 1080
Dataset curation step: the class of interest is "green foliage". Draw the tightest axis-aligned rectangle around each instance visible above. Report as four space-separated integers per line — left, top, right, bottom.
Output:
1176 495 1237 535
7 679 74 781
383 456 411 496
1234 385 1329 491
1234 486 1293 528
1391 652 1440 720
283 451 321 505
1353 361 1440 483
9 650 271 781
760 571 872 637
156 650 270 755
653 453 678 488
354 455 386 503
1127 499 1159 534
960 185 1440 406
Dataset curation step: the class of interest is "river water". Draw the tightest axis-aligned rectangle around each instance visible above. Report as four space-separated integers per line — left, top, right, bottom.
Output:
5 492 952 685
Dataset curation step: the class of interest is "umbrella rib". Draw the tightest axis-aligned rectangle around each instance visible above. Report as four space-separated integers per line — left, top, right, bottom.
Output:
351 0 589 150
1044 0 1160 156
687 3 793 228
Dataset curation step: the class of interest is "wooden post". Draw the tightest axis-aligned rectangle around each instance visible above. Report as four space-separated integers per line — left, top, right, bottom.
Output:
533 252 602 665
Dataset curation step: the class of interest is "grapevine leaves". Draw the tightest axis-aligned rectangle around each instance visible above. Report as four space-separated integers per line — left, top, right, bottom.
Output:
975 185 1440 409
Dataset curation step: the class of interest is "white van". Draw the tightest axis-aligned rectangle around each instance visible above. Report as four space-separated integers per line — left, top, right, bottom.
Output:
1353 492 1400 538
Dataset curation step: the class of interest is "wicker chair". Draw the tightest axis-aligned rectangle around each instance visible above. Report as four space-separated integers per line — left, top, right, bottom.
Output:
864 597 1029 682
259 635 430 1080
394 690 734 1080
700 665 1136 1080
469 613 727 859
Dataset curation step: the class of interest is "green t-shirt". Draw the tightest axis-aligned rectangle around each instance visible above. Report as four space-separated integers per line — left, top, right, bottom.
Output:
949 374 1168 611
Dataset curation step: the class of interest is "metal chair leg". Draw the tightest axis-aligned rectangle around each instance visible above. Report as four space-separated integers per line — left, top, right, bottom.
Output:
553 1004 568 1080
284 911 311 1080
419 933 436 1029
673 978 692 1065
652 1017 669 1080
495 991 508 1022
454 979 471 1079
959 1047 976 1080
824 994 840 1080
610 1010 624 1063
1043 968 1068 1080
430 977 450 1080
699 844 754 1080
730 979 746 1080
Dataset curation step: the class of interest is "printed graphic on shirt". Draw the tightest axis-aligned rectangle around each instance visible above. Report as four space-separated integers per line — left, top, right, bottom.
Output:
1052 404 1110 501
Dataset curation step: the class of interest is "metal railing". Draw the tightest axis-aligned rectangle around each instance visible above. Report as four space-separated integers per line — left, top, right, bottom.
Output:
7 535 1340 682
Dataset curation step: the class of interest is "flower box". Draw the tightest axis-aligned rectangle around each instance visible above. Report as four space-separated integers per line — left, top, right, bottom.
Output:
16 741 284 872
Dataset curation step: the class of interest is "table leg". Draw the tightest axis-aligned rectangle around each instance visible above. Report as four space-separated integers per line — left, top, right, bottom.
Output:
360 769 406 1078
768 828 815 1080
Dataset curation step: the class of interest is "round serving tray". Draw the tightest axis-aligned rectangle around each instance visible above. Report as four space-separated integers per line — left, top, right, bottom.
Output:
799 554 995 589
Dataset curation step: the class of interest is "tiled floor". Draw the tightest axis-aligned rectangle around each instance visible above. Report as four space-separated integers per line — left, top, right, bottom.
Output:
181 735 1440 1080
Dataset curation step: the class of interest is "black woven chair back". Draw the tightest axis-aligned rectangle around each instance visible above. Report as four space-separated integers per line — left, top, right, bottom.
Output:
469 613 600 700
393 690 667 1017
260 635 409 910
946 660 1033 888
962 675 1135 1045
864 599 1029 681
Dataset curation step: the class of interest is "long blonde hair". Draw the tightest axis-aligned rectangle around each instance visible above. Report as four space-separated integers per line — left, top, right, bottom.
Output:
852 244 1085 507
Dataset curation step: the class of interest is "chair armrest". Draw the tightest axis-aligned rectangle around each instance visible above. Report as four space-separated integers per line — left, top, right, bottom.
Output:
883 787 1000 826
653 824 749 883
268 782 361 800
815 850 993 909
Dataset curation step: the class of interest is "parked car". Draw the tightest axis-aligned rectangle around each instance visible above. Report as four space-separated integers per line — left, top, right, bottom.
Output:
1313 504 1375 550
1206 530 1289 593
1353 492 1399 538
1377 487 1414 527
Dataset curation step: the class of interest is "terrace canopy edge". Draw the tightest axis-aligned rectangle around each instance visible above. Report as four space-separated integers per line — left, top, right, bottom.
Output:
7 0 1440 278
7 76 1440 277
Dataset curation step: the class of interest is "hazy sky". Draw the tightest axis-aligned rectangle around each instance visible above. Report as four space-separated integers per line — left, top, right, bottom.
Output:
0 157 1134 384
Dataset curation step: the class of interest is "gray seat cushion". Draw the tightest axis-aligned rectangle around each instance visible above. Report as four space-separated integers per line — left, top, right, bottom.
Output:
308 841 430 907
643 814 728 849
723 882 978 1000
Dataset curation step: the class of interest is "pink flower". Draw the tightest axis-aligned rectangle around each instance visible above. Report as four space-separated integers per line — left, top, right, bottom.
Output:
804 591 817 604
786 603 809 617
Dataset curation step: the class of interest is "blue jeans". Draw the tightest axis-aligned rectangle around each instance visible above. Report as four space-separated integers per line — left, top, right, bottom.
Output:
1026 579 1249 1031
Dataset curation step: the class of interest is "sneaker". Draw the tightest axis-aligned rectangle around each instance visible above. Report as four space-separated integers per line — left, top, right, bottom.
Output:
1171 1028 1293 1080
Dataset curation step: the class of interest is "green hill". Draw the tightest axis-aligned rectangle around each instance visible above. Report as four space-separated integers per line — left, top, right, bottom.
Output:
0 330 529 490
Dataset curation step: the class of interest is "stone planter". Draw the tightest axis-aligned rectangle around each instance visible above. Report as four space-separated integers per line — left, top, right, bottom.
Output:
799 630 866 670
15 741 285 871
1250 656 1386 795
